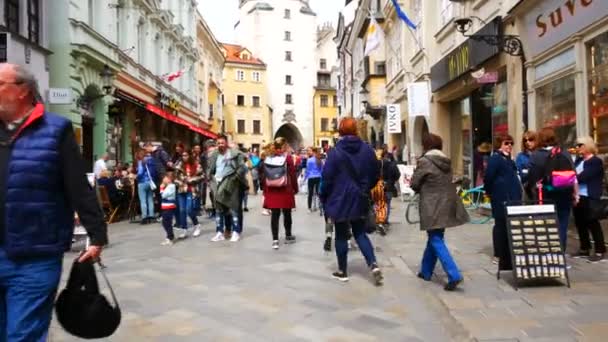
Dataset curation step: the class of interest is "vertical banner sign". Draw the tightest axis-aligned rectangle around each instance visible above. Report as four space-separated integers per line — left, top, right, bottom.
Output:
407 82 430 117
386 104 402 133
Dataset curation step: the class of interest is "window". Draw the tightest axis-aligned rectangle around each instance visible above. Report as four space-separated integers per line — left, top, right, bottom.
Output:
236 70 245 81
536 75 576 148
209 104 214 119
284 9 291 19
333 95 338 107
375 62 386 75
27 0 40 43
237 95 245 106
321 118 329 132
252 96 260 107
320 59 327 70
5 0 19 33
320 95 329 107
285 51 292 61
284 31 291 41
285 75 292 85
317 74 331 87
285 94 292 104
252 71 260 82
253 120 261 134
440 0 454 27
237 120 246 134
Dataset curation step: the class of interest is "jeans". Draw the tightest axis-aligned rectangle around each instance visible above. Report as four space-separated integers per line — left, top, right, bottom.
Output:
384 191 393 223
573 197 606 253
216 203 240 233
419 229 462 283
138 182 155 219
307 178 321 209
162 209 175 240
177 193 199 229
271 209 292 240
0 249 62 342
552 195 572 248
334 219 377 273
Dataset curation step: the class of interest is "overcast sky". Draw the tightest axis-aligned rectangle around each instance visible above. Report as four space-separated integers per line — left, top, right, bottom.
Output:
197 0 343 43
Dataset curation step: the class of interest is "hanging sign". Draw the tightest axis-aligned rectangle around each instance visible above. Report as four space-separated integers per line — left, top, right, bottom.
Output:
386 104 402 134
407 82 430 117
475 71 499 84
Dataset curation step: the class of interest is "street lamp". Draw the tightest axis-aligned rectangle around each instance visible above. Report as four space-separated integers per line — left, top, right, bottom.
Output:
454 18 524 57
99 64 115 95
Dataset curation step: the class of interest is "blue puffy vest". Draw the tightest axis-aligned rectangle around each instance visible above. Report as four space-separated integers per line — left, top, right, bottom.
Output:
4 110 74 259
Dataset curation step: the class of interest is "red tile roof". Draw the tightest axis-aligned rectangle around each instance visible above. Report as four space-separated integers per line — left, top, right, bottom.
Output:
221 43 266 66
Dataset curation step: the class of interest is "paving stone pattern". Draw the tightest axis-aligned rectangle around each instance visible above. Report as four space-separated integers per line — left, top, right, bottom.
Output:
48 196 608 341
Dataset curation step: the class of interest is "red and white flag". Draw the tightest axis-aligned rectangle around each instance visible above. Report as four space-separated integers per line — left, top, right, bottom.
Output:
163 69 185 82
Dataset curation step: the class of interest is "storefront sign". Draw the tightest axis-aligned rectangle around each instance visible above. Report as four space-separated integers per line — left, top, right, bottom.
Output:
156 92 180 115
48 88 73 104
386 104 402 134
524 0 608 58
407 82 430 117
475 71 499 84
430 17 501 92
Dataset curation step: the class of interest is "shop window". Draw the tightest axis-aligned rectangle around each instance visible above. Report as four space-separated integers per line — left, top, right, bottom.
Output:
588 32 608 153
237 120 246 134
320 95 329 107
253 120 261 134
491 83 508 142
237 95 245 106
536 75 576 148
321 118 329 132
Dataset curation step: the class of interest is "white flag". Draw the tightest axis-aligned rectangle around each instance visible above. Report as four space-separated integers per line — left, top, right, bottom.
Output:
364 17 383 56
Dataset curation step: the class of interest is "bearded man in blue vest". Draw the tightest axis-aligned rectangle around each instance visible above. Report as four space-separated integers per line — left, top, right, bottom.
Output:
0 63 108 341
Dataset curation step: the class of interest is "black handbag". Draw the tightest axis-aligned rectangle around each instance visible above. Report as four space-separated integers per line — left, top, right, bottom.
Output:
588 197 608 221
55 259 121 339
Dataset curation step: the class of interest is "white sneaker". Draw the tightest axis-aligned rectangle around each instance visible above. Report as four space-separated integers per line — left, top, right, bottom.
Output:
192 225 201 237
177 230 188 239
272 240 279 249
262 209 270 216
211 232 225 242
161 239 173 246
230 232 240 242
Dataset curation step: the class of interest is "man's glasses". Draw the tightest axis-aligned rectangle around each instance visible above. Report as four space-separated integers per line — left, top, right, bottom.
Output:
503 141 514 146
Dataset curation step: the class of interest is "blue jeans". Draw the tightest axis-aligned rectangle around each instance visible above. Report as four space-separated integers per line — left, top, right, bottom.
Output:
216 203 240 234
419 229 462 283
385 191 393 223
138 182 155 219
0 248 62 342
554 196 572 248
335 219 377 273
177 193 199 229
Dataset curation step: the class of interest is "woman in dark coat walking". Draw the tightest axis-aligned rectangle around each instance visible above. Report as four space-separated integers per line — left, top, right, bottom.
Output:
260 137 298 250
484 134 522 271
321 118 383 286
411 133 468 291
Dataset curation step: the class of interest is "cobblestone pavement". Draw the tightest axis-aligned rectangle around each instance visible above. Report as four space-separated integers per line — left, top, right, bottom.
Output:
49 196 608 341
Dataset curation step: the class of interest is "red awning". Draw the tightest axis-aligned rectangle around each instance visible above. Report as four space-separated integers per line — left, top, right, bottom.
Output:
146 104 217 139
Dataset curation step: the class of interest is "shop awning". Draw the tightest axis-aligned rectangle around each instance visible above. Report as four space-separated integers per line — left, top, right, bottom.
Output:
146 104 217 139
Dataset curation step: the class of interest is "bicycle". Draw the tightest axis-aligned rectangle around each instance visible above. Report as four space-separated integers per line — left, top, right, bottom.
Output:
458 185 493 224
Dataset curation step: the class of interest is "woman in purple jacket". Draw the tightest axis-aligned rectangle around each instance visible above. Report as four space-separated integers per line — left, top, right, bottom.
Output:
321 118 383 286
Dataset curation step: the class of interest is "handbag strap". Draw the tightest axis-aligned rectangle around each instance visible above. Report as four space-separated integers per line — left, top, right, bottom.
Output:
144 163 153 181
97 261 120 309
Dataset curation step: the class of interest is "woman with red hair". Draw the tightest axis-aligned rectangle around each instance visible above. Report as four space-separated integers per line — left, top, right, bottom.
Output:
320 117 383 285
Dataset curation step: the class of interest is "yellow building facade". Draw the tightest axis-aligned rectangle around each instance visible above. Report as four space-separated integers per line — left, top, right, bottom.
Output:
313 87 338 149
221 44 272 150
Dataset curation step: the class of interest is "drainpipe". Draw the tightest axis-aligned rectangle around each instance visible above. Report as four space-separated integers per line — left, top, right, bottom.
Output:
521 54 528 131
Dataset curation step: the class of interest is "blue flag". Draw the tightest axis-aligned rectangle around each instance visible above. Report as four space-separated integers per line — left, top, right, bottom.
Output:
390 0 417 30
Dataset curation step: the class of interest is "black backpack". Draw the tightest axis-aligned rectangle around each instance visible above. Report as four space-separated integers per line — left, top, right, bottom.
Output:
543 147 576 191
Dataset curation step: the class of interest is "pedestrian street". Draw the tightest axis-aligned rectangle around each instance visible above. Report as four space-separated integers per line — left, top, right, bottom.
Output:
49 195 608 341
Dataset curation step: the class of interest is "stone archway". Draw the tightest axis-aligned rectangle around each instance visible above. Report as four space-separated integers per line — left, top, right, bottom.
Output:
275 123 304 151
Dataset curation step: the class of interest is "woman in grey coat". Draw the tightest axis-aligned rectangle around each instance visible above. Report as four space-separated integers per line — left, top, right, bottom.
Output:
411 133 469 291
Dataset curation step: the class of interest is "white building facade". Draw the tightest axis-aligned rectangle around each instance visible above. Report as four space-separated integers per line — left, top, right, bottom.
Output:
236 0 317 148
0 0 51 102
